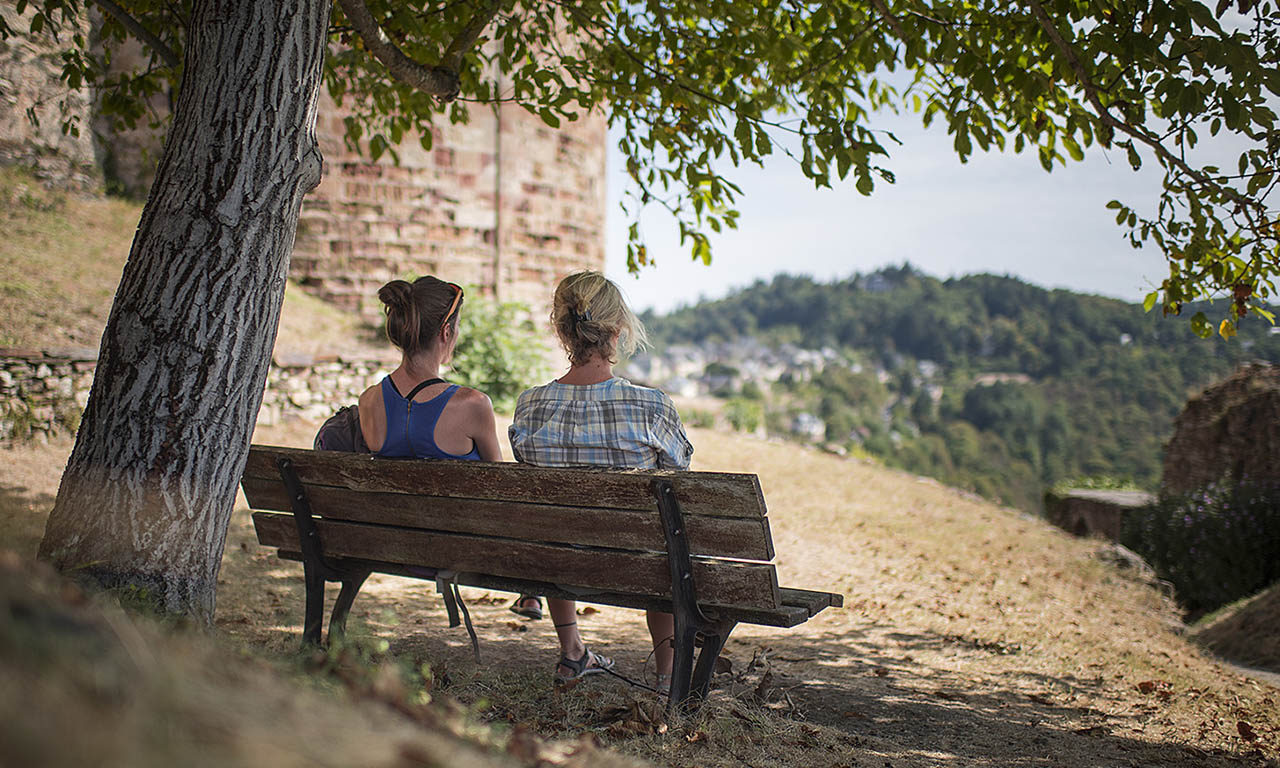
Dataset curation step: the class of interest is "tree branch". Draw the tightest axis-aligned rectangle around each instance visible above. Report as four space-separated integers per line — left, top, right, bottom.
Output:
441 0 500 72
869 0 907 39
1024 0 1254 212
337 0 498 101
92 0 181 69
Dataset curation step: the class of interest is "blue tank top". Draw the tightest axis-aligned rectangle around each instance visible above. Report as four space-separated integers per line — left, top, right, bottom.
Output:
376 377 482 460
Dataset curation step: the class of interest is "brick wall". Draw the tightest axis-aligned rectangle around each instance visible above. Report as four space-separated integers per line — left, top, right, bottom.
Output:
1 18 608 323
294 91 608 322
0 5 99 188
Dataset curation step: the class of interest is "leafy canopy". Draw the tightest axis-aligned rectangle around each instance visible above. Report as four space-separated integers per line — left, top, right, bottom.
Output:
6 0 1279 336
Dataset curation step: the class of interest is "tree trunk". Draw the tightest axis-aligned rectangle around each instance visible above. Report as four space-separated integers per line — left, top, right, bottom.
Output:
37 0 331 623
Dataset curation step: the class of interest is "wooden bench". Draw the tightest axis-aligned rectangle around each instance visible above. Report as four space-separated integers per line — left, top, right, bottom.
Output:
241 444 842 711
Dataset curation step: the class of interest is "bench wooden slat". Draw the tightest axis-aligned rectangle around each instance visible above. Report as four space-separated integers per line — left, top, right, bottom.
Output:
271 549 815 628
242 477 775 561
253 512 783 611
779 587 845 616
244 445 767 519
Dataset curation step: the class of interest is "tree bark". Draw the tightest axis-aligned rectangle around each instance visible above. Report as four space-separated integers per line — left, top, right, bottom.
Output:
38 0 331 623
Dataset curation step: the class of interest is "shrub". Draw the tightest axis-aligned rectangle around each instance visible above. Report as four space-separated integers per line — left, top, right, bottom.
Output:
723 398 763 433
449 294 550 413
680 408 716 429
1122 479 1280 615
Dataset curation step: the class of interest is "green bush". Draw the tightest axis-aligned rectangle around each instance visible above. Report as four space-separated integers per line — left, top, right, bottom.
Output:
1122 480 1280 615
723 398 763 433
450 294 550 413
680 408 716 428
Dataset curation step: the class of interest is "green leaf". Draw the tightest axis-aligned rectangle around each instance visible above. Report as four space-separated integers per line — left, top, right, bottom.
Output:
1143 291 1159 312
692 237 711 265
855 172 875 197
1190 312 1213 338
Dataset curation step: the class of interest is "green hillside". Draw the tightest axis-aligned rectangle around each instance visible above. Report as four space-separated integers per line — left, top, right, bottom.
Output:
642 266 1280 510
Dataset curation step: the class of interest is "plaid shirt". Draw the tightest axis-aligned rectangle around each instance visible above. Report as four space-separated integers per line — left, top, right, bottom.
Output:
509 378 693 470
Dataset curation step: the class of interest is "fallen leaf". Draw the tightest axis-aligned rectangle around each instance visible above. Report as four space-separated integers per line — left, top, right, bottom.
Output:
1237 720 1258 742
506 725 543 762
874 667 890 677
1136 680 1166 694
685 730 708 743
754 669 775 699
714 656 733 674
577 606 600 616
505 621 528 633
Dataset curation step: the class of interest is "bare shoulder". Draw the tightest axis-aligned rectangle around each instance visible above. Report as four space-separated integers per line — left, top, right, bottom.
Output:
453 386 495 412
358 382 382 411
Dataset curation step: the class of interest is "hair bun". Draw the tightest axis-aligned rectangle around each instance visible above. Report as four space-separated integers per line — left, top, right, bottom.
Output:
378 280 413 310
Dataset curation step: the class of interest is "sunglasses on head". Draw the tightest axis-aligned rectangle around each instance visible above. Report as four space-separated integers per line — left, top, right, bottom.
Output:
442 282 463 325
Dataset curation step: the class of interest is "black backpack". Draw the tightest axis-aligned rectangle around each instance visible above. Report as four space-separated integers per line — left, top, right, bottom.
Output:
313 405 370 453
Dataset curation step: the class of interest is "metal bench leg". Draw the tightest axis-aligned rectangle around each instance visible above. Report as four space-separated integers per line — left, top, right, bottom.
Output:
327 569 371 645
689 619 736 707
669 614 699 711
302 560 325 647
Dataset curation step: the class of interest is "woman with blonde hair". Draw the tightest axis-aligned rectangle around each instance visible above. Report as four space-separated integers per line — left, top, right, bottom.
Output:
509 270 693 685
357 276 502 462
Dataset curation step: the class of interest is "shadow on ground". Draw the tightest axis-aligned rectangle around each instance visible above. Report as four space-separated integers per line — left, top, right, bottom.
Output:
0 482 54 559
216 522 1269 768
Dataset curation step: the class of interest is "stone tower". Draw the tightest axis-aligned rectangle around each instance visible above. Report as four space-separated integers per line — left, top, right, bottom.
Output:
295 90 607 320
0 6 608 322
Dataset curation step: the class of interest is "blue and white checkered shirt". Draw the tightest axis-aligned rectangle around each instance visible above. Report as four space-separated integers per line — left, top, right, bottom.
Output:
509 378 693 470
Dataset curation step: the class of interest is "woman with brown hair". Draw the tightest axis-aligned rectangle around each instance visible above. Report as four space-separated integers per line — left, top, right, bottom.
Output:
509 270 693 686
357 276 502 462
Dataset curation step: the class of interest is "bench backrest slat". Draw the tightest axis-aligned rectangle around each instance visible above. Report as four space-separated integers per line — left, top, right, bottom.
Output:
242 477 774 561
243 445 768 519
253 512 782 611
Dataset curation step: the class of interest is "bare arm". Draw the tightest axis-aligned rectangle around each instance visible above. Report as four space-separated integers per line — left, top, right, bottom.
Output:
357 384 386 453
464 390 504 462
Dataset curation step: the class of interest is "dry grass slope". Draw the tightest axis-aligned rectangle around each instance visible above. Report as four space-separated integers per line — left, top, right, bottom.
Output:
1193 584 1280 677
0 167 377 355
7 420 1277 766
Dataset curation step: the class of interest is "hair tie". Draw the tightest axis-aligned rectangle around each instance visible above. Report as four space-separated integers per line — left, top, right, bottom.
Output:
573 308 592 323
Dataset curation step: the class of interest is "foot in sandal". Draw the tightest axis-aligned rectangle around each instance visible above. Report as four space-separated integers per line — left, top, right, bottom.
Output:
509 595 543 620
554 647 614 682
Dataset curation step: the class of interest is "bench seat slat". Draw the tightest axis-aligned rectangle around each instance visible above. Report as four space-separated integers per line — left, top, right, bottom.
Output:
244 445 767 519
242 477 774 561
271 550 815 627
779 587 845 615
254 512 783 611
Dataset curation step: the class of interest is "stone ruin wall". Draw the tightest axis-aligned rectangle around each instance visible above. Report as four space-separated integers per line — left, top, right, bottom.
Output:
297 90 607 323
0 13 607 440
0 5 608 326
0 5 100 188
0 347 398 444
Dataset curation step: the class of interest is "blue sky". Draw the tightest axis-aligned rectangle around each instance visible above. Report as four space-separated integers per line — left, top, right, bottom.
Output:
603 112 1174 316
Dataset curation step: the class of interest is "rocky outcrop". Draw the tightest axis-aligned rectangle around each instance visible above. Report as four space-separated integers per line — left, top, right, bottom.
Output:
1161 363 1280 494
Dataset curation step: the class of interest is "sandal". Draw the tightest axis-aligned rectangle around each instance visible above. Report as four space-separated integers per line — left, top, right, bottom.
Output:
509 595 543 620
554 646 614 682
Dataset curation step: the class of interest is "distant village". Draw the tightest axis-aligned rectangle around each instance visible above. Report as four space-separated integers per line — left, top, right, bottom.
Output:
620 339 949 445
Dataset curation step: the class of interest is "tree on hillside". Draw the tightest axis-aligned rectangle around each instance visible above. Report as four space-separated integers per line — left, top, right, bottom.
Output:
5 0 1278 619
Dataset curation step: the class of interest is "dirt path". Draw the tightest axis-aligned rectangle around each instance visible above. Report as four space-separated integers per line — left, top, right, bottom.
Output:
4 425 1278 767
